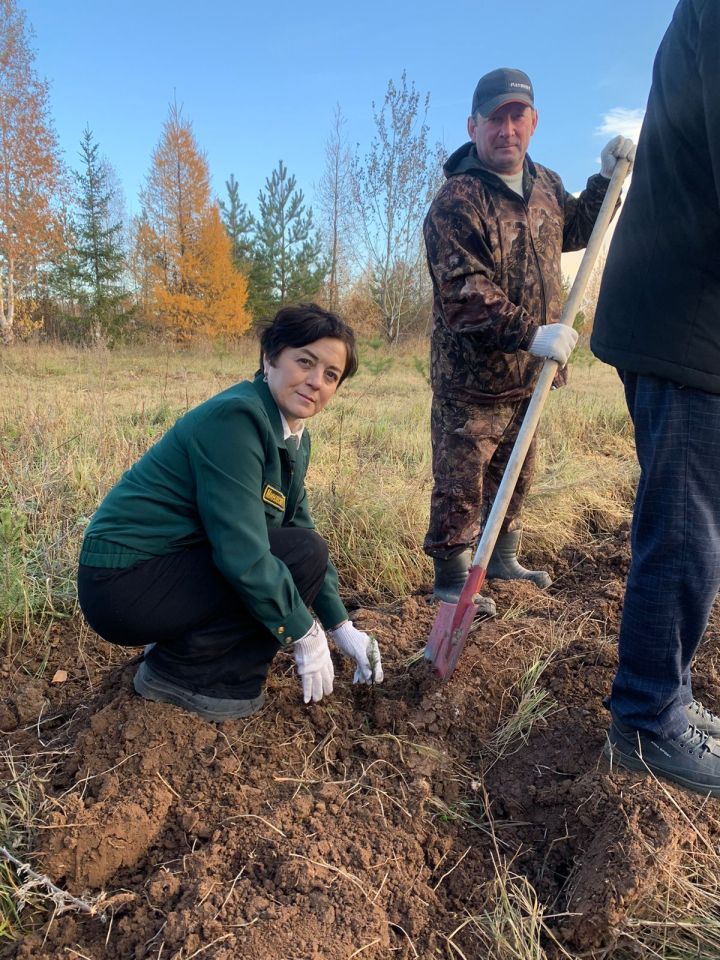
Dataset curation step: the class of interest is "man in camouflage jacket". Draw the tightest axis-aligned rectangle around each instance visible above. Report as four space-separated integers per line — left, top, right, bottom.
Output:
424 67 634 612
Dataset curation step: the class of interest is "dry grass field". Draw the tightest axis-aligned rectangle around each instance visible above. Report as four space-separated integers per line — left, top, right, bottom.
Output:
3 341 720 959
0 339 634 647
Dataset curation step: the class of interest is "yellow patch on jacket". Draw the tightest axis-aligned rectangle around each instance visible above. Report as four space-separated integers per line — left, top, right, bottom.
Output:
262 484 286 511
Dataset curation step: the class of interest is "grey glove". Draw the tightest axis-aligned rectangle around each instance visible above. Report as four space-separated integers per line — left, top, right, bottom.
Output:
293 622 334 703
600 135 636 178
528 323 579 366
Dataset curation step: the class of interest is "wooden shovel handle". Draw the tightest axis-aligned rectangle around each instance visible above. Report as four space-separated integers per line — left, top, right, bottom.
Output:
470 159 630 573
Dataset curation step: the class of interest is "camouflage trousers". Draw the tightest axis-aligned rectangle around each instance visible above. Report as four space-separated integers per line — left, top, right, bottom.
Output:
424 395 536 559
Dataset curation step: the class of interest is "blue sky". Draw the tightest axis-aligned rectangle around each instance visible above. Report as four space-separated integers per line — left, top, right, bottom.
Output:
28 0 678 219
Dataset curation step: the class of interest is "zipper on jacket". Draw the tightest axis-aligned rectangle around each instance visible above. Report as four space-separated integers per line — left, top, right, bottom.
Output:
524 201 547 325
491 170 548 328
283 445 306 521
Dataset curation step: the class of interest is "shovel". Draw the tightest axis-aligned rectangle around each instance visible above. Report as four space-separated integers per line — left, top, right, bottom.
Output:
425 159 631 680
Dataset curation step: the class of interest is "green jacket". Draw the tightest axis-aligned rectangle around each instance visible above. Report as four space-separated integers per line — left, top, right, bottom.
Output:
79 375 348 645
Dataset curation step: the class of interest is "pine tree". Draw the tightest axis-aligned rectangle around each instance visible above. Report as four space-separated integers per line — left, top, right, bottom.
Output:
219 174 254 272
0 0 64 343
250 160 326 319
73 127 129 341
46 208 82 321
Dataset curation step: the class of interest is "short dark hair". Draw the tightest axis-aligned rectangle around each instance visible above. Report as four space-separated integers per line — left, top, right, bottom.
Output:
258 303 359 384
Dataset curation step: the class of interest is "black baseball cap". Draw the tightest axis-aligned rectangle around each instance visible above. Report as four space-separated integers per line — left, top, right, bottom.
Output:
471 68 534 118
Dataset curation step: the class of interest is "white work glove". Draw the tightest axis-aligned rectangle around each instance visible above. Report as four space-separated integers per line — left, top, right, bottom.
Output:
527 323 579 367
600 135 636 178
293 622 334 703
328 621 384 685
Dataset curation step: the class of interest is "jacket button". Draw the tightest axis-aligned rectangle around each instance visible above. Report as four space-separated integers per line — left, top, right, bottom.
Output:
277 626 285 635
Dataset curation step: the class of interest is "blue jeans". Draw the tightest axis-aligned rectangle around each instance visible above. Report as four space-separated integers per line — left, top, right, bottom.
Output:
611 373 720 738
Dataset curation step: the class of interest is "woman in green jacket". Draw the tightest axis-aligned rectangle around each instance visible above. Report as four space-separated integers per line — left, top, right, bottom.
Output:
78 303 383 721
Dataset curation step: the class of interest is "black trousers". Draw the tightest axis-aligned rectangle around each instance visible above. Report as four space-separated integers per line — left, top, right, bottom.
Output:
77 528 329 699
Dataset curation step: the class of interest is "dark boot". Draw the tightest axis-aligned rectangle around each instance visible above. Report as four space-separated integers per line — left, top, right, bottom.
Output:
432 549 496 617
487 529 551 588
134 660 264 722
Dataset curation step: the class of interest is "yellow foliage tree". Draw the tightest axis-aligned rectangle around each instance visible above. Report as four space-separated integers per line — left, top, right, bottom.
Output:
0 0 64 344
155 206 250 341
139 102 249 340
194 206 250 338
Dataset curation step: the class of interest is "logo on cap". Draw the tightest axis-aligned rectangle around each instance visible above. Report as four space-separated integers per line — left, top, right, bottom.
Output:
472 68 534 118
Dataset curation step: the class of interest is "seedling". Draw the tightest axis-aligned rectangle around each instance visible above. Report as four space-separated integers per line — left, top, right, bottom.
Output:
366 635 380 689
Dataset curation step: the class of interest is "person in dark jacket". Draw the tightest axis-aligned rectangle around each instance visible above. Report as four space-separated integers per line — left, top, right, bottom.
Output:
591 0 720 795
78 304 383 722
424 67 634 614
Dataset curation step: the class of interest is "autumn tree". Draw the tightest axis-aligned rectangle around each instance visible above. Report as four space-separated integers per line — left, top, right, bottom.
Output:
139 102 249 339
317 104 352 310
0 0 64 343
219 173 254 272
140 101 210 292
249 159 326 319
351 72 443 341
127 214 156 323
154 205 249 339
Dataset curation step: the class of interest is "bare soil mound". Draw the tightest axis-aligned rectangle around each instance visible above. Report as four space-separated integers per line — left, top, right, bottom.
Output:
3 528 720 958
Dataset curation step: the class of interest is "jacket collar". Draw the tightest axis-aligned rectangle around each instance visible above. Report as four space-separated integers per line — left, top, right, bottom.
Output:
250 374 308 456
444 141 537 199
251 374 286 446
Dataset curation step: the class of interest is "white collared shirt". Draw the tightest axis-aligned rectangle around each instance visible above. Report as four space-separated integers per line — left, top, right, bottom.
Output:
279 412 305 449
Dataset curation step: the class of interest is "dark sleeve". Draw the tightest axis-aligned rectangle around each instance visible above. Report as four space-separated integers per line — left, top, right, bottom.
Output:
697 0 720 209
424 185 539 352
561 173 616 252
188 403 315 645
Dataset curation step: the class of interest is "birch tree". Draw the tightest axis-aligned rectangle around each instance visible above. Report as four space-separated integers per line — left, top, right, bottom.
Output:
317 104 352 310
351 72 443 341
0 0 64 343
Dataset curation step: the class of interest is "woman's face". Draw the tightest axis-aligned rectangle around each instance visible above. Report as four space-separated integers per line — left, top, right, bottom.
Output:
264 337 348 430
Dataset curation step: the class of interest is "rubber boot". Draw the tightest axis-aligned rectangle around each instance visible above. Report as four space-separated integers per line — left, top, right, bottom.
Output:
487 529 551 588
432 549 496 617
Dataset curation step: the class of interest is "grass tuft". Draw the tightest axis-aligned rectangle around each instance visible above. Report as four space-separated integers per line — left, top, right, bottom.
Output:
0 749 56 939
490 656 559 759
445 852 574 959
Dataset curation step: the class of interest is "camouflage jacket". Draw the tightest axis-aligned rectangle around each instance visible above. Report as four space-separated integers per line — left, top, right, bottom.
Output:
424 143 611 403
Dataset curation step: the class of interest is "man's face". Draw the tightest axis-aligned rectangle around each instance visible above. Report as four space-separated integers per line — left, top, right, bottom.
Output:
467 102 538 175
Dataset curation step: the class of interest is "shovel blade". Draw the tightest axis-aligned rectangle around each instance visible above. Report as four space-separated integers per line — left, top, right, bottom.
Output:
425 565 487 680
425 601 456 664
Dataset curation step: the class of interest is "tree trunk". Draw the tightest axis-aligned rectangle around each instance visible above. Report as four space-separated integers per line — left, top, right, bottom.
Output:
0 261 14 344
